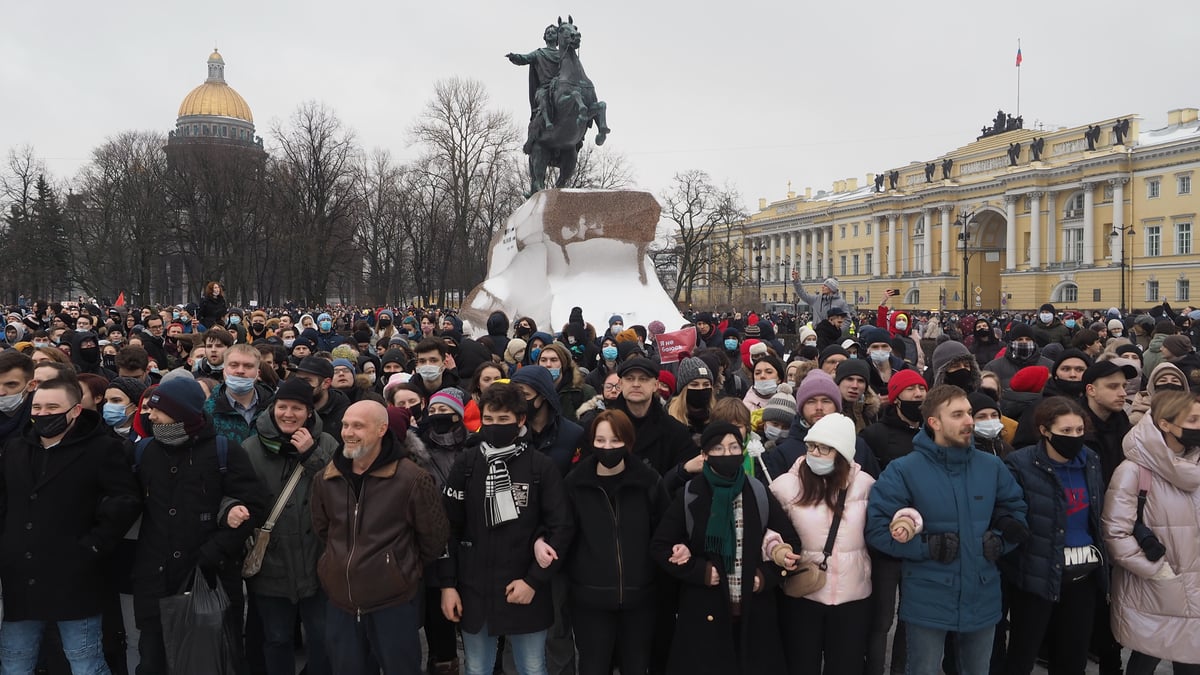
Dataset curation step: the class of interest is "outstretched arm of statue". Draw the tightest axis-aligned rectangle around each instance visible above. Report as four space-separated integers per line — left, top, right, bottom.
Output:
506 51 535 65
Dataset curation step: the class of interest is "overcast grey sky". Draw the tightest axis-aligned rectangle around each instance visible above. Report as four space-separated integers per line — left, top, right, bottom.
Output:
3 0 1197 211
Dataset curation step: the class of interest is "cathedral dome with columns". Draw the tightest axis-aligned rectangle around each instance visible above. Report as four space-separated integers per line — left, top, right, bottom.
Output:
168 49 261 148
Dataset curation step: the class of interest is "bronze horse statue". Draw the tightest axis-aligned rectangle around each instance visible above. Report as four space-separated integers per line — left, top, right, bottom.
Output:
527 16 610 194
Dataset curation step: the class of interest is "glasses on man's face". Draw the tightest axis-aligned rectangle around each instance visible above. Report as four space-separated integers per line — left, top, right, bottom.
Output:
805 442 837 457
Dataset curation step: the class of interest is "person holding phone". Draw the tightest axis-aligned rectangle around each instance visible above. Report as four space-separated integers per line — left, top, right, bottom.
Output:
792 270 851 324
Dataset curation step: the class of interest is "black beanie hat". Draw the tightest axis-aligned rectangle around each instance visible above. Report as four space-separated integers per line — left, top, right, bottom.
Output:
700 422 743 453
275 377 315 409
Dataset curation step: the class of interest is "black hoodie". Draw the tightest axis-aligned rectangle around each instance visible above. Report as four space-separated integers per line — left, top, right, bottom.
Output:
332 426 403 497
70 330 117 379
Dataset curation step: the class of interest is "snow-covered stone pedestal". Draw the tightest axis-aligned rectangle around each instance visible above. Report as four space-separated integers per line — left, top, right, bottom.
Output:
461 189 685 334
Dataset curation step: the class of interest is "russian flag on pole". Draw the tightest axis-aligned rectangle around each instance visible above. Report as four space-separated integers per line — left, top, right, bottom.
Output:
1015 47 1023 67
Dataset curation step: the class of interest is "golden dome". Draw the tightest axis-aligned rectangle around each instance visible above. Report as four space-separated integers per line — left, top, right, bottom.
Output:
178 82 253 122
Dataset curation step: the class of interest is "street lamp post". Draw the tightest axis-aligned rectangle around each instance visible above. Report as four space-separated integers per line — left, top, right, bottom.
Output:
752 241 766 305
955 211 976 311
1110 224 1136 313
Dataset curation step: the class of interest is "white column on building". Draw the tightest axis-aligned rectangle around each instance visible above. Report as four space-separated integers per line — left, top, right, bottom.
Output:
873 217 883 276
897 214 907 274
798 229 807 280
887 214 898 277
787 231 796 275
764 234 773 282
1005 195 1018 270
923 208 934 274
1045 193 1057 264
813 230 822 278
1111 178 1127 265
940 206 952 274
1082 182 1096 266
1029 192 1043 269
823 226 831 279
743 238 751 283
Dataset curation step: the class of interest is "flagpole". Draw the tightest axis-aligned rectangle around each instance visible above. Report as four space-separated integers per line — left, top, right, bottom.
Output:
1016 38 1021 117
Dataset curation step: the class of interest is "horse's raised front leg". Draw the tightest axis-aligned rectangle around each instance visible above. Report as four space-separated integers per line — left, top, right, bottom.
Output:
590 101 610 145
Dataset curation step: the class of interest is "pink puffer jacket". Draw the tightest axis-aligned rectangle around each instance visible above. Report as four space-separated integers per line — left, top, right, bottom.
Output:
769 457 874 606
1102 413 1200 664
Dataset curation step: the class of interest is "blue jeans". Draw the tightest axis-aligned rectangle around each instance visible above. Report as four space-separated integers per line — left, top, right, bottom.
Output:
325 596 421 675
0 615 110 675
462 624 547 675
906 623 992 675
255 592 330 675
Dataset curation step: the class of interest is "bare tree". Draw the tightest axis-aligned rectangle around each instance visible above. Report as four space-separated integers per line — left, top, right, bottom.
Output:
559 145 636 190
70 132 172 303
271 101 362 304
352 149 411 305
410 77 521 305
659 170 745 304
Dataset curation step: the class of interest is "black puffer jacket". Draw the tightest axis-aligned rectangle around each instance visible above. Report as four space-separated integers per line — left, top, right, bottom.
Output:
585 396 697 478
564 455 669 610
1002 442 1109 601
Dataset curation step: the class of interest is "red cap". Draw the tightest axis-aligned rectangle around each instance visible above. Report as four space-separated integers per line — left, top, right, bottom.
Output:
887 368 927 404
1010 365 1051 393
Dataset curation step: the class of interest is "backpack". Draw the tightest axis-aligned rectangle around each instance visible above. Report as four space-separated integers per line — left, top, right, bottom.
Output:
683 476 769 539
134 435 229 473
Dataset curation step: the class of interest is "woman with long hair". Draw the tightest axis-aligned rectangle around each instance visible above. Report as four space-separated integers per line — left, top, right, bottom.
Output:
197 280 228 330
770 412 875 674
537 342 596 424
666 357 716 441
1103 390 1200 674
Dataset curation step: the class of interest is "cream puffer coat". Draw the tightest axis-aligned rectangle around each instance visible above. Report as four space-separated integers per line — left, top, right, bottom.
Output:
1102 412 1200 664
769 457 874 605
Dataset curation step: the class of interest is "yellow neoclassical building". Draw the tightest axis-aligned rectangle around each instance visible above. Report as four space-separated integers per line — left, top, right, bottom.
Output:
694 108 1200 314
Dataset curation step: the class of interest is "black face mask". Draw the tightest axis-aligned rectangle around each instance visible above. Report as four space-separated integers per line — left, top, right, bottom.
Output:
1048 433 1085 461
1055 379 1085 397
408 404 424 421
685 388 712 410
1173 426 1200 448
31 411 72 438
78 346 100 366
481 422 521 448
944 369 974 391
975 329 993 342
379 319 392 328
980 388 1000 401
898 400 924 424
707 454 744 478
1155 383 1186 392
595 446 627 469
425 413 457 434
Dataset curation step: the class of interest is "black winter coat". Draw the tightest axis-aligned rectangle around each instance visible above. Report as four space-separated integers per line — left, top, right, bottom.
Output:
1003 443 1109 601
861 405 921 471
595 397 697 477
650 475 800 675
1083 406 1132 485
564 455 669 610
197 295 228 330
440 440 574 635
132 426 267 620
0 410 141 621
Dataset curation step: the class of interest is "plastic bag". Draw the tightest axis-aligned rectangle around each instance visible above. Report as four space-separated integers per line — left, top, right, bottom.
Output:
159 568 238 674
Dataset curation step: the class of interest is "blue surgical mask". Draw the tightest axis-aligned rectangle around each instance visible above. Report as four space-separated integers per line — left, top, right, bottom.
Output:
602 346 618 361
724 339 738 351
548 367 561 381
228 316 241 325
102 402 130 427
1065 319 1076 329
224 374 256 394
529 347 542 361
319 320 332 331
172 311 181 320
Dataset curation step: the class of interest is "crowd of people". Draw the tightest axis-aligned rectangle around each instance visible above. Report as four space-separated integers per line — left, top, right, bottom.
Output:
1 275 1200 675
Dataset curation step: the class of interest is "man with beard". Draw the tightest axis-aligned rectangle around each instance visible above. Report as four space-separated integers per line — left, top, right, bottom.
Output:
311 400 448 674
929 341 982 393
866 385 1028 675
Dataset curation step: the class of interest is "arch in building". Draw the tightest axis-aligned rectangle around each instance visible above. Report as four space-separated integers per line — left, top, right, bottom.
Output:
1050 280 1079 304
903 287 920 305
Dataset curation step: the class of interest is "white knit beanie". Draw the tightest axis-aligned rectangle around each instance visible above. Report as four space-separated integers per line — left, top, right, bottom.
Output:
803 413 856 464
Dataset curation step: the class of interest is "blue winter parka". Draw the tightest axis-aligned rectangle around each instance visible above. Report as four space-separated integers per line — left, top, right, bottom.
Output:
866 426 1028 632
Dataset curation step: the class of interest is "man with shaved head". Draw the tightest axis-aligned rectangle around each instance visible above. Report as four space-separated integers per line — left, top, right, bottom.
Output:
311 400 449 673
